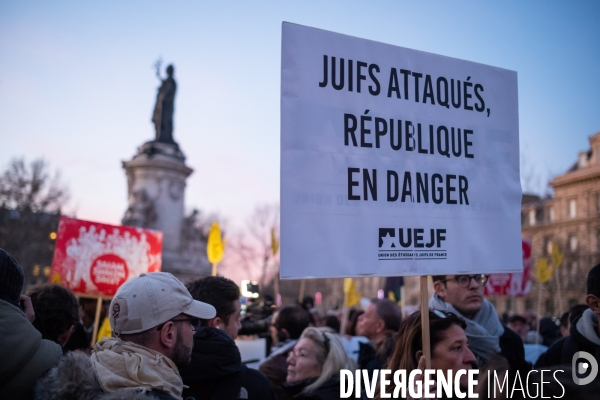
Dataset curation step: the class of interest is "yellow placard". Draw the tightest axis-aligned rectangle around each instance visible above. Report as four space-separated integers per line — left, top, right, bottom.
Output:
536 257 553 283
551 244 563 268
271 228 280 256
343 278 361 307
50 272 62 284
96 317 112 343
207 222 225 264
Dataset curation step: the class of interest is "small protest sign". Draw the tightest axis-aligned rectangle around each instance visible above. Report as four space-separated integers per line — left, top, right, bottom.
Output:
281 23 521 279
50 216 163 296
207 222 225 264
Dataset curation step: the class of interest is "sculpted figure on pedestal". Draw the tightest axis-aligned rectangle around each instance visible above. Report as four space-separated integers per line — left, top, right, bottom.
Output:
152 62 177 144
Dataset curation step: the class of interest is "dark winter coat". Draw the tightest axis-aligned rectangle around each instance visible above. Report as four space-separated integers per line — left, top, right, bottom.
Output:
259 339 297 400
498 325 532 374
0 299 63 400
181 327 275 400
535 313 600 369
283 376 343 400
357 342 381 374
34 351 179 400
357 330 397 384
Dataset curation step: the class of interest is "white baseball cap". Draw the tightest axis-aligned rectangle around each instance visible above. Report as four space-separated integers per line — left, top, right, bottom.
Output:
109 272 216 335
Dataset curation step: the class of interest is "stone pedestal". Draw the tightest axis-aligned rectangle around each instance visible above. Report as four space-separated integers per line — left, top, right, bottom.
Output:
122 141 203 279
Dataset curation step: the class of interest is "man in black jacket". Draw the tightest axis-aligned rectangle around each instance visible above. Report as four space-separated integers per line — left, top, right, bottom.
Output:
535 263 600 376
430 274 530 374
259 305 311 400
355 298 401 373
183 276 274 400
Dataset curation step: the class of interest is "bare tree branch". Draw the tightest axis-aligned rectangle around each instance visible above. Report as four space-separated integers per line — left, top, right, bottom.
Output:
221 203 280 288
0 158 69 213
0 157 70 285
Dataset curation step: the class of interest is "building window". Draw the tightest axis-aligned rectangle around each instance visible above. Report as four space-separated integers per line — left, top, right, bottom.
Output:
525 299 533 311
528 209 536 226
568 199 577 219
544 237 553 255
578 152 588 168
569 235 578 252
549 207 555 223
505 298 512 313
570 262 578 285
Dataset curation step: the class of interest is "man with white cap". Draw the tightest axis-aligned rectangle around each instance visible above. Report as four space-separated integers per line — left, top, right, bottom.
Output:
36 272 216 400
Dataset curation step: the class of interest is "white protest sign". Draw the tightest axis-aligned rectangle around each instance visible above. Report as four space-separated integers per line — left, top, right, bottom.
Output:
280 22 521 279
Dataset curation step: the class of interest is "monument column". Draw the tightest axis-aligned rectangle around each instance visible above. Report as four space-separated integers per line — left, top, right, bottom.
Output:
122 141 192 258
122 63 206 278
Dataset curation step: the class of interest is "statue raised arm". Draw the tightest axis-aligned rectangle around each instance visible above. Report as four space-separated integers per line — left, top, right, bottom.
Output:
152 64 177 144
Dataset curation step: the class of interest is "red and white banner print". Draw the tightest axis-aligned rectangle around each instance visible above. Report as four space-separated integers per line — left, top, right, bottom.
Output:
50 216 163 296
484 239 531 297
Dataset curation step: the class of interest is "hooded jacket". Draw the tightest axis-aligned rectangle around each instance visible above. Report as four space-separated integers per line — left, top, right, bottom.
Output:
91 337 184 398
35 345 180 400
0 299 63 400
535 309 600 369
181 326 274 400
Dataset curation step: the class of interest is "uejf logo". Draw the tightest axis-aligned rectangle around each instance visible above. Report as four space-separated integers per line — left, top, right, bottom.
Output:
378 228 447 261
378 228 446 249
572 351 598 385
379 228 396 248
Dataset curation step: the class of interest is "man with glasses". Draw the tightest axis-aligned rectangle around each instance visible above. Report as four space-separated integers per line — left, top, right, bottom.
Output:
36 272 216 400
430 274 530 373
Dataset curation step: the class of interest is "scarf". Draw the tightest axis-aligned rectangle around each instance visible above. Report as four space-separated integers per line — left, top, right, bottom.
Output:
91 337 183 399
576 309 600 345
429 293 503 365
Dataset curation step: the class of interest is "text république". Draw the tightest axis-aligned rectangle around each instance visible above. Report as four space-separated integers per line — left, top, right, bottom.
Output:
344 113 474 160
343 111 474 205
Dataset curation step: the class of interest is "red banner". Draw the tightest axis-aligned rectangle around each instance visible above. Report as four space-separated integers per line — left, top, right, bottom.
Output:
50 217 163 296
484 239 531 297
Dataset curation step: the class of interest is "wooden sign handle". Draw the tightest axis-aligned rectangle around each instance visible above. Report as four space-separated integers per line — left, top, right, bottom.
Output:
90 297 102 347
420 276 432 370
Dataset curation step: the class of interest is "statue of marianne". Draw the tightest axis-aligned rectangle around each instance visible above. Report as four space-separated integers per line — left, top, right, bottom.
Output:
152 63 177 144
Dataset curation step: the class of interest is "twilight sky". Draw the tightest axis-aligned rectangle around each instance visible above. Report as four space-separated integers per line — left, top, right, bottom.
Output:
1 1 599 230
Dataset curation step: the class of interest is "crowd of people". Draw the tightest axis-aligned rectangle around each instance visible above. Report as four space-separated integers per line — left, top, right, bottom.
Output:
1 246 600 399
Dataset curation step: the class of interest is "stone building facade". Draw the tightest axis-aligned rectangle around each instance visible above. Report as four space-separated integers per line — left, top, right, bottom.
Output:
511 132 600 317
401 132 600 317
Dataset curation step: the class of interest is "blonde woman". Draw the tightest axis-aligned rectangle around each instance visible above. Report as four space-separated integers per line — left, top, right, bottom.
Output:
284 327 356 399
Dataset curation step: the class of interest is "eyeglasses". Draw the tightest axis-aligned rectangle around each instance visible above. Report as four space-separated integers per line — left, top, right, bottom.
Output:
157 317 200 332
442 274 488 288
432 309 454 319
